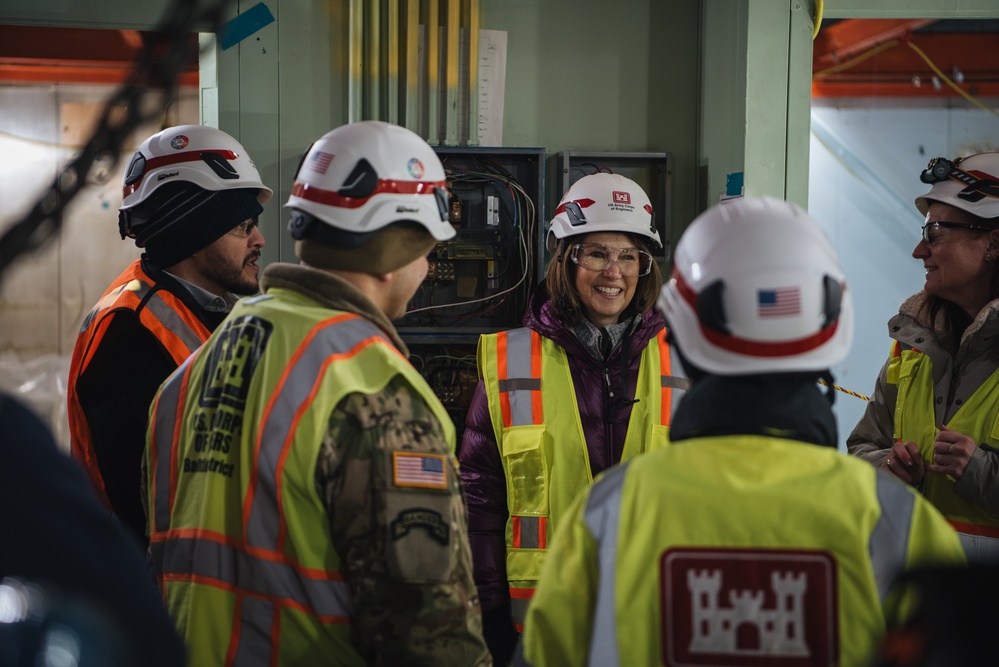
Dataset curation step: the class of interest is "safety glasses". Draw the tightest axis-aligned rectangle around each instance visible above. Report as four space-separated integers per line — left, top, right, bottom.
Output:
569 243 654 276
920 220 993 245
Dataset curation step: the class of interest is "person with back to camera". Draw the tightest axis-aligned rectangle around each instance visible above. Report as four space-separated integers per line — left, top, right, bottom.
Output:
514 195 966 667
1 393 187 666
459 172 689 664
67 124 270 545
848 152 999 563
143 120 491 665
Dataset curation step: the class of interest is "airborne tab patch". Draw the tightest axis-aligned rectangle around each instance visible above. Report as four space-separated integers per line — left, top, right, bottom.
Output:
392 452 448 489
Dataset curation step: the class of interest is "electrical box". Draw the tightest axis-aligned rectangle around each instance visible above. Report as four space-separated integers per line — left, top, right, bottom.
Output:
398 146 546 442
554 151 673 262
397 146 546 333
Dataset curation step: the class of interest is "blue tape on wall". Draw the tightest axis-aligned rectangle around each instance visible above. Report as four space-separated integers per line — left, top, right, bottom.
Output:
725 172 744 197
219 2 275 50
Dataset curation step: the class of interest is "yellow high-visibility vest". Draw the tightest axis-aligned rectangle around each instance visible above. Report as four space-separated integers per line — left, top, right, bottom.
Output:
147 287 454 665
888 340 999 537
478 327 677 628
521 435 966 667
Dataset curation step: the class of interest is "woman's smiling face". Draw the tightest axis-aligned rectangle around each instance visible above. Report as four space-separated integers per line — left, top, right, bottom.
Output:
572 232 641 327
912 202 998 317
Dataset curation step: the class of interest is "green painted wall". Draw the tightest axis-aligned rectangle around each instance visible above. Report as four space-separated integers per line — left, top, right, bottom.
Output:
699 1 747 210
699 0 816 210
478 0 699 251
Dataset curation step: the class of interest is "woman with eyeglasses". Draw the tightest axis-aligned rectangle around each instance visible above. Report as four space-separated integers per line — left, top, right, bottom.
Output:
848 151 999 564
458 173 689 664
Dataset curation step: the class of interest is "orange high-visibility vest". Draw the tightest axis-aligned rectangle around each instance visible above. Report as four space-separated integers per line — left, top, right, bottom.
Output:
68 259 211 508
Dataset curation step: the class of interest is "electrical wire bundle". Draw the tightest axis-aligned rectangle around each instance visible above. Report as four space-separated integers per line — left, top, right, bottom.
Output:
403 153 538 328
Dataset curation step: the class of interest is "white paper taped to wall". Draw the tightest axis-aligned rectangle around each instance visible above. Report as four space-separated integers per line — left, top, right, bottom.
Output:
477 29 508 147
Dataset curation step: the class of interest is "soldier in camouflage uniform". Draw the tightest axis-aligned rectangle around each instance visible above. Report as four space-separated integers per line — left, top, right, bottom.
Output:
143 121 490 665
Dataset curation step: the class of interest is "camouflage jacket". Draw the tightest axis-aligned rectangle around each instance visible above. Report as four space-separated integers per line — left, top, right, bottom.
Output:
142 263 490 665
269 263 491 666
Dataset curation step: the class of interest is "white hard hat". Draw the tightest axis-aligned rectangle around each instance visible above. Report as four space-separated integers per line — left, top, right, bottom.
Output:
120 124 272 210
657 196 853 375
284 120 455 241
547 173 661 252
915 152 999 219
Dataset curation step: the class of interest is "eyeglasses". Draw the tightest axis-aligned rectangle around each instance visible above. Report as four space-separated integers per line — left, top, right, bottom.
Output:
920 220 993 245
569 243 654 276
228 218 260 238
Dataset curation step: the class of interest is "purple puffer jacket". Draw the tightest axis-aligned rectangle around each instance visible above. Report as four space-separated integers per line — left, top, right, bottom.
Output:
458 285 667 617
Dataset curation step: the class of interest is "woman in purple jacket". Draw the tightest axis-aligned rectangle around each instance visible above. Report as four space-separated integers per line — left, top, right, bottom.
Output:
459 173 689 664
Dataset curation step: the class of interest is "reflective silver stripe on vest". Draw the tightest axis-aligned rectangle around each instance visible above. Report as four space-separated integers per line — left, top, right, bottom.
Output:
510 596 531 629
151 354 195 533
666 343 690 418
503 328 539 427
232 596 278 666
583 462 631 667
246 316 390 550
149 536 352 619
499 378 541 392
80 279 203 355
145 291 205 354
870 474 915 602
80 284 130 333
517 516 543 549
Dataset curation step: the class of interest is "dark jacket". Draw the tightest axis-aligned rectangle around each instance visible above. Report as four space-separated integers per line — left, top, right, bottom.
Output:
70 255 228 544
459 283 667 661
0 393 186 666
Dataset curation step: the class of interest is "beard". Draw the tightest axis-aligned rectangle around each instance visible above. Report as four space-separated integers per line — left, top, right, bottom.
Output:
199 244 261 296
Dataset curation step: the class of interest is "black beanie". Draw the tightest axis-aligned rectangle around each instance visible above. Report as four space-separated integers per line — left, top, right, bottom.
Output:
129 183 264 269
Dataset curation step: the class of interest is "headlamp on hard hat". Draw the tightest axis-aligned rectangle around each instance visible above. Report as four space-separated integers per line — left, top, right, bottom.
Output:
920 155 998 195
920 157 962 184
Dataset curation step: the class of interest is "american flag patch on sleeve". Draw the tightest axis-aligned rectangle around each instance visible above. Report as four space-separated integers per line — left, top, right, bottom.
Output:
392 452 448 489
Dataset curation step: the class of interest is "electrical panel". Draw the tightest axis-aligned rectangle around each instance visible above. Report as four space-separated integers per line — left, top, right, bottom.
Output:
397 147 546 332
555 151 673 260
398 147 546 442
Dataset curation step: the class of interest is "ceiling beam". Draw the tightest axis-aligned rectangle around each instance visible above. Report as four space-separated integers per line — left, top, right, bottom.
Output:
813 33 999 99
813 19 938 69
812 81 999 98
0 25 197 85
0 64 198 86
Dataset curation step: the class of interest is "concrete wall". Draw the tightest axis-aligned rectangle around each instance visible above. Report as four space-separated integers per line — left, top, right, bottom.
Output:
0 86 198 357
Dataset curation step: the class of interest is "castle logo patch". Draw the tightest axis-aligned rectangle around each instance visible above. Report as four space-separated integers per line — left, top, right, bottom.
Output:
660 547 837 666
